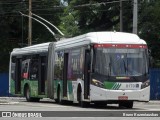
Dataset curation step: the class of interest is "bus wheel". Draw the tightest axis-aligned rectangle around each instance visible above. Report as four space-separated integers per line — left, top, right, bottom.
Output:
119 101 133 109
79 92 90 108
25 86 32 102
25 86 40 102
57 88 63 104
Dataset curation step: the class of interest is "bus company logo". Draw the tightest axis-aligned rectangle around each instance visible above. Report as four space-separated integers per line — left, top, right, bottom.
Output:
2 112 11 117
112 83 121 90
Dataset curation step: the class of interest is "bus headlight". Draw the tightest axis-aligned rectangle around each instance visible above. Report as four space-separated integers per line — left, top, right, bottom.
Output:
141 80 150 89
92 79 104 88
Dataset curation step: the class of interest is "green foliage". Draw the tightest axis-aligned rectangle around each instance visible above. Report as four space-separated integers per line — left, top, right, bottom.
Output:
0 0 62 72
0 0 21 72
59 8 81 37
59 0 121 37
1 0 160 72
139 0 160 67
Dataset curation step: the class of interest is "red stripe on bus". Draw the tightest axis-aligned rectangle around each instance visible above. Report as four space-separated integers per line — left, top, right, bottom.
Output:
94 44 147 49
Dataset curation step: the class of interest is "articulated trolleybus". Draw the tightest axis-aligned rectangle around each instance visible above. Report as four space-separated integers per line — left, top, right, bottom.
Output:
9 32 150 108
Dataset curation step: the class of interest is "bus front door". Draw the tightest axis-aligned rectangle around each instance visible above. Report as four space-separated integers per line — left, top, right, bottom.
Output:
38 56 46 95
63 53 68 98
84 49 90 99
15 58 21 94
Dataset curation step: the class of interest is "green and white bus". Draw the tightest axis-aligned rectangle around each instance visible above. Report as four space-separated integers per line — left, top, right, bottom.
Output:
9 32 150 108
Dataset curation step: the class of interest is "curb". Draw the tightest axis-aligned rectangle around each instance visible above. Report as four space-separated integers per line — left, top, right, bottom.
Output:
0 101 19 105
148 101 160 104
0 97 23 105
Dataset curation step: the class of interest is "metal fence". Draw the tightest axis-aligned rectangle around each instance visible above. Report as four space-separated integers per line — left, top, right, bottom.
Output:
0 73 9 96
150 68 160 100
0 70 160 99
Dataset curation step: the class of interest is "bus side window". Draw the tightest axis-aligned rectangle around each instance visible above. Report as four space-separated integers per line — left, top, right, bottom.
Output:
54 51 64 80
22 62 29 79
11 56 16 81
30 59 39 80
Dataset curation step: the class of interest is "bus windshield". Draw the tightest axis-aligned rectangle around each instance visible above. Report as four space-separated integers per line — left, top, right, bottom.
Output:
94 48 148 77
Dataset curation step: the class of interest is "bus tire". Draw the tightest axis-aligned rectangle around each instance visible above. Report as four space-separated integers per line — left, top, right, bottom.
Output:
78 91 89 108
25 86 32 102
25 86 40 102
119 101 133 109
57 86 65 104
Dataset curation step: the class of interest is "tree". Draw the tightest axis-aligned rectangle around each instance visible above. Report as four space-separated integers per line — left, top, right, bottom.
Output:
0 0 62 72
0 0 21 72
59 0 121 37
139 0 160 67
1 0 160 72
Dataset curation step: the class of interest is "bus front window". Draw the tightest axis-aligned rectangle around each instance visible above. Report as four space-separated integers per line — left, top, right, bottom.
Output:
94 48 148 77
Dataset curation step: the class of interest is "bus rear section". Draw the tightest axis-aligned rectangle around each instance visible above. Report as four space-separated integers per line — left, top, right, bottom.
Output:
9 43 51 101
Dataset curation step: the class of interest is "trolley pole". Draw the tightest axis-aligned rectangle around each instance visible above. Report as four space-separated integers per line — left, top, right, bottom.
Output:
28 0 32 46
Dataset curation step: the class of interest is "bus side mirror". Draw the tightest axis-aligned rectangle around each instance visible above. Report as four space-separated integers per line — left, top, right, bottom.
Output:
149 56 153 68
148 49 153 68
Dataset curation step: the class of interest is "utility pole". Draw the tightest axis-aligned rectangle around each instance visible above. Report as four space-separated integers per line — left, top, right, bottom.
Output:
21 1 24 47
120 0 123 32
28 0 32 46
133 0 138 34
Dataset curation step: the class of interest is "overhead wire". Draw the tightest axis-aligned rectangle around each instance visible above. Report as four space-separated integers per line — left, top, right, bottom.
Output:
0 0 43 5
0 0 133 16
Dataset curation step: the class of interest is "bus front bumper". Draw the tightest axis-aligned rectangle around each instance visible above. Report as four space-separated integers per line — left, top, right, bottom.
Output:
90 85 150 102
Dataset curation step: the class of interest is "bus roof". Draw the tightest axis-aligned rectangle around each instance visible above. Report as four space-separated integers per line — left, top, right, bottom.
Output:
11 32 147 55
11 42 51 56
55 32 146 50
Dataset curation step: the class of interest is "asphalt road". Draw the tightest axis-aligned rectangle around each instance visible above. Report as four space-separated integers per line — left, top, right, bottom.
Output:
0 97 160 120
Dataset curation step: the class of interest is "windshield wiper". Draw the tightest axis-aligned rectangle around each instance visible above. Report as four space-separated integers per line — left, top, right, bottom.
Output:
123 59 127 74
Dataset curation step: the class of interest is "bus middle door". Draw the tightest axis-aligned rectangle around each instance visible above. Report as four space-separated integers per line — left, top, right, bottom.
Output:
84 49 91 100
63 53 68 98
15 57 22 94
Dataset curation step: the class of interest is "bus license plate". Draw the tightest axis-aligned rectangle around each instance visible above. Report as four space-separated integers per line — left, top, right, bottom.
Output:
118 96 128 100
